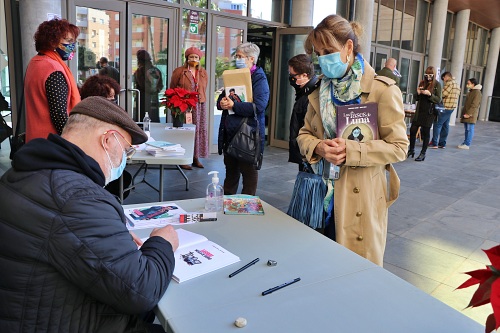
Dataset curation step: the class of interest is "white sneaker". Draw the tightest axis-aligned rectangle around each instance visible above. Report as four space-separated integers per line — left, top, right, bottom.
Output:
457 144 469 150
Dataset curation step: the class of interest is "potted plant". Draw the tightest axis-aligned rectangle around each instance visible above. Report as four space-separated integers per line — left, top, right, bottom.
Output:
161 87 199 127
458 245 500 332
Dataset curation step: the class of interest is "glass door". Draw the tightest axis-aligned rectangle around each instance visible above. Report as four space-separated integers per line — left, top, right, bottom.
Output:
209 16 246 153
269 27 312 149
372 46 391 72
400 52 423 103
127 3 175 123
70 0 125 105
70 1 176 122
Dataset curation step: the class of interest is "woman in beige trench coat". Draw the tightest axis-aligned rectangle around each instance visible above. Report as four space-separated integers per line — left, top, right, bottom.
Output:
297 15 408 266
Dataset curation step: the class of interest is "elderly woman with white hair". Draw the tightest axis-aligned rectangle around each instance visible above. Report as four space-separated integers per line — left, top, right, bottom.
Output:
217 42 270 195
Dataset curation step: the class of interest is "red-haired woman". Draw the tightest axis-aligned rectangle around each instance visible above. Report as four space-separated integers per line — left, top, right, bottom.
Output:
24 18 80 142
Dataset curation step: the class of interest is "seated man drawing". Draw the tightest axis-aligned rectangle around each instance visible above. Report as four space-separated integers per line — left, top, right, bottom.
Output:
0 96 179 332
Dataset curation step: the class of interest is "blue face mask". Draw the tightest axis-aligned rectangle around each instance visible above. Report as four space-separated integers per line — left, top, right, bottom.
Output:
235 58 247 69
108 151 127 184
56 42 76 60
318 52 348 79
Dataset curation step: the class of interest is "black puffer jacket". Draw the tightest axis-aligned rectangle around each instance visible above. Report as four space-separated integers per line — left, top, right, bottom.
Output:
289 76 320 164
0 135 175 333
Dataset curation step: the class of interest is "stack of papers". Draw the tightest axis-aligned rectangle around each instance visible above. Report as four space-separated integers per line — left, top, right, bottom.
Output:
145 141 185 156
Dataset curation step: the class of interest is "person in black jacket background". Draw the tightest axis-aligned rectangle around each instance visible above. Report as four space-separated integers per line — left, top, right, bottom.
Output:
217 42 270 195
287 54 320 170
0 96 178 333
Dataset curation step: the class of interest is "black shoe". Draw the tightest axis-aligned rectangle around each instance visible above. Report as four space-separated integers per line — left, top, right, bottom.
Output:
415 153 426 161
407 150 415 158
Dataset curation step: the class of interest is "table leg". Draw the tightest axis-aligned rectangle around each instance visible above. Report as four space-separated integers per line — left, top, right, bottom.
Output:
175 165 190 191
160 164 164 202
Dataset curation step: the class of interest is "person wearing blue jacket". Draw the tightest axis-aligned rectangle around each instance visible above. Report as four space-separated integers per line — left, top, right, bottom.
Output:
217 42 270 195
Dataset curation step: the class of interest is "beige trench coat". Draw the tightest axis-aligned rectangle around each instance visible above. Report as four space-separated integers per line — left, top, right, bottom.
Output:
297 62 409 266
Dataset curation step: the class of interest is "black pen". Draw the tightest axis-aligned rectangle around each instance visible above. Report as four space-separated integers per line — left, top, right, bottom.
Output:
228 258 259 278
261 277 301 296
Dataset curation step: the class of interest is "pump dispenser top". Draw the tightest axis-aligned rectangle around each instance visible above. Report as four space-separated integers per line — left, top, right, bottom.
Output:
208 171 219 184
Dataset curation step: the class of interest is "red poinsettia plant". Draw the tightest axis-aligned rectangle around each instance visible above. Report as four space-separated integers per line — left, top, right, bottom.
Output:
161 87 199 120
457 245 500 332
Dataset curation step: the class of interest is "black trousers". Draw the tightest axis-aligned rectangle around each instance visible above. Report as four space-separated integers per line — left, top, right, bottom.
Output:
409 123 431 154
223 153 258 195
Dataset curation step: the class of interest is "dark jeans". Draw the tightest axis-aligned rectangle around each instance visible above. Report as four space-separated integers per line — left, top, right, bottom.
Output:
409 123 431 154
431 109 454 147
223 153 258 195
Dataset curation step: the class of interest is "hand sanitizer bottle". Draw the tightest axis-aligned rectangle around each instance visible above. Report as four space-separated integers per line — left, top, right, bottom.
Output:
143 112 151 135
205 171 224 212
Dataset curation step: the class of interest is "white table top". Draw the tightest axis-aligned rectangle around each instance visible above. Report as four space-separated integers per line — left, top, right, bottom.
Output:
130 123 195 165
125 199 483 333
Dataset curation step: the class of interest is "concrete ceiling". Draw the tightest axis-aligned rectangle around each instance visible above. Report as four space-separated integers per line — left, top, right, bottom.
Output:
447 0 500 30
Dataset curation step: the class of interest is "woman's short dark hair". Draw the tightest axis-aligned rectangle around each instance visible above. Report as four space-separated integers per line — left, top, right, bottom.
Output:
80 75 121 100
288 54 314 77
34 19 80 52
468 78 478 86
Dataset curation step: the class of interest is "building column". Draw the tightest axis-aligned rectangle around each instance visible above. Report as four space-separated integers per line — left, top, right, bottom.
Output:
19 0 62 72
427 0 448 71
479 27 500 121
354 0 374 63
449 9 470 125
291 0 314 27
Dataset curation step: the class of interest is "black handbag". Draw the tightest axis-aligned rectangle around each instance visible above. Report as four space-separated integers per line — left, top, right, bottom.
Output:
226 105 263 170
431 101 444 115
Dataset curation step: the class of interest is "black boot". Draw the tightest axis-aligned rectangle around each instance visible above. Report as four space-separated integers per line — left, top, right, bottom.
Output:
407 150 415 158
415 152 426 161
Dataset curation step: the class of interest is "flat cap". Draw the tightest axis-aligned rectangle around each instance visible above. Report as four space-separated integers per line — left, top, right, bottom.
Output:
70 96 148 144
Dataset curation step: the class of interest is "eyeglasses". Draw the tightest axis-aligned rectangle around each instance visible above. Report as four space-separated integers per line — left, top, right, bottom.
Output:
424 74 434 78
234 54 248 60
104 130 136 159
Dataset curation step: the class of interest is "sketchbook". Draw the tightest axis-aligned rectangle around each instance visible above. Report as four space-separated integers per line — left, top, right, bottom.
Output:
223 195 264 215
172 229 240 283
124 203 190 230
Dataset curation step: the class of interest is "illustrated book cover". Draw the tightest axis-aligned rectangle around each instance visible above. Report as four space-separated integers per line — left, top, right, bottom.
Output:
222 68 253 103
223 195 264 215
336 103 379 142
124 203 189 230
172 229 240 283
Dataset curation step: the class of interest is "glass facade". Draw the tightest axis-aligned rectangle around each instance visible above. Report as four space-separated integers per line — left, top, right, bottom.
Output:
1 0 498 153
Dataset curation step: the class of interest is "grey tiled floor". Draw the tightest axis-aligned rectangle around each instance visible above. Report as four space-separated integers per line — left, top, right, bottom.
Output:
1 120 499 327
